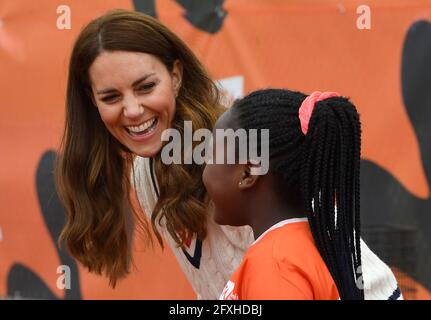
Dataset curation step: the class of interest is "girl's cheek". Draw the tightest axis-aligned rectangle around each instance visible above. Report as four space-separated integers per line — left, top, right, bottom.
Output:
203 165 219 197
202 166 211 191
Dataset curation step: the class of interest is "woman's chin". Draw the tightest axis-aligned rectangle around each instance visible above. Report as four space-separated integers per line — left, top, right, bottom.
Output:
135 148 161 158
129 140 163 158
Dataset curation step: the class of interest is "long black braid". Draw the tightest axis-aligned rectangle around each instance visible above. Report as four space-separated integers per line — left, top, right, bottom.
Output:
231 88 364 300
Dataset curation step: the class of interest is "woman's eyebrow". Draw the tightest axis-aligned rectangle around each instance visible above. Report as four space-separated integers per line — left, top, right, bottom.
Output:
96 72 156 95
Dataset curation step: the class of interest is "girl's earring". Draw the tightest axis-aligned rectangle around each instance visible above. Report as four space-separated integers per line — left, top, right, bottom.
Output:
239 181 243 186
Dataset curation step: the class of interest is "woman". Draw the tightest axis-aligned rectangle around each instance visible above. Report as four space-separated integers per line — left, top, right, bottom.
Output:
55 9 401 300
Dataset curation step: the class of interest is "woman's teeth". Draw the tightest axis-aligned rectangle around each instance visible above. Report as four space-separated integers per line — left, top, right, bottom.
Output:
126 117 157 135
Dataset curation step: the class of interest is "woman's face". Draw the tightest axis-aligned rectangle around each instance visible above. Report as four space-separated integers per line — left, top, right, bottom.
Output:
89 51 182 157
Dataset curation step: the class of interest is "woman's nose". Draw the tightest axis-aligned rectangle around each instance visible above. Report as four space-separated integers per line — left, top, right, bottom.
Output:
123 95 144 119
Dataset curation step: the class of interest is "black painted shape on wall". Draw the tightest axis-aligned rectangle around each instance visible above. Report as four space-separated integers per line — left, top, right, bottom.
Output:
176 0 227 34
361 20 431 291
132 0 157 18
7 264 58 300
133 0 227 34
7 150 82 299
401 20 431 179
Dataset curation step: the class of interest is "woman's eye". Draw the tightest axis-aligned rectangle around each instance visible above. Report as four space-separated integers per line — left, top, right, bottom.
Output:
101 95 119 103
99 83 155 103
137 82 155 92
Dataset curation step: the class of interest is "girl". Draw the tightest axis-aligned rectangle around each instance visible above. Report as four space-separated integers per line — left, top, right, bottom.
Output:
56 9 400 299
203 89 402 300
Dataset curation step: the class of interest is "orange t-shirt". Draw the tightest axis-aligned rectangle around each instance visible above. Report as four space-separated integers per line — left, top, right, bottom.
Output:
219 218 339 300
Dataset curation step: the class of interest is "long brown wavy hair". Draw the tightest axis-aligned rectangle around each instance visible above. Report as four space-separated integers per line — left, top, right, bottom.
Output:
55 9 224 287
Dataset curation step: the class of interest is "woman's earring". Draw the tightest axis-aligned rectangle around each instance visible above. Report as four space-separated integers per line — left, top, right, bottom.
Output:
239 181 243 186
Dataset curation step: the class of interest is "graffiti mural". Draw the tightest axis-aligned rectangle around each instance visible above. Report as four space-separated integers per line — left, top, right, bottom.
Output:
0 0 430 299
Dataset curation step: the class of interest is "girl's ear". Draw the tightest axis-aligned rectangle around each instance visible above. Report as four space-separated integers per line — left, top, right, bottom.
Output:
238 162 260 189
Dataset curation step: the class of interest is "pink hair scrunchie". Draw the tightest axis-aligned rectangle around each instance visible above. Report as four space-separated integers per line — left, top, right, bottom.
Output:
298 91 339 135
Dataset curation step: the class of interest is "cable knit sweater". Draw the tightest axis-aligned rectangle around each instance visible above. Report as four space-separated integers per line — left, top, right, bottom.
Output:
131 156 403 300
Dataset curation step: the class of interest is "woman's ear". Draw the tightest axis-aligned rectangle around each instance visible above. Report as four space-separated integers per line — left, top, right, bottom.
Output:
238 162 260 189
172 60 183 96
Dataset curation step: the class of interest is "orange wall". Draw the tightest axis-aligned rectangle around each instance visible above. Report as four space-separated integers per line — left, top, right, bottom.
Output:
1 0 430 299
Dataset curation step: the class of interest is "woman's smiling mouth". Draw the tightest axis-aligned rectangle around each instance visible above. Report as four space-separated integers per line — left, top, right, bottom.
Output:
125 117 159 140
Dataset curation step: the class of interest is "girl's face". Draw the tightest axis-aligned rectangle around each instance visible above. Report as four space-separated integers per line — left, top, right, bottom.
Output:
89 51 182 157
203 110 250 226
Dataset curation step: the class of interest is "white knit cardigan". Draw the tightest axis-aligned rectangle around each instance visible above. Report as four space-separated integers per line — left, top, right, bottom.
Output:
131 156 403 300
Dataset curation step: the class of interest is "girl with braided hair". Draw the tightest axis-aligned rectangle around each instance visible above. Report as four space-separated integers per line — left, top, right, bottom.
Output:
204 89 401 300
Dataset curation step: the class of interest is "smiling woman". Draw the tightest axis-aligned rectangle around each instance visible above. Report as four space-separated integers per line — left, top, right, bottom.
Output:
54 9 225 288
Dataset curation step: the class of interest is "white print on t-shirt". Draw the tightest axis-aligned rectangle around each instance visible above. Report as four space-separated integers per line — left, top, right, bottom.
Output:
219 280 238 300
